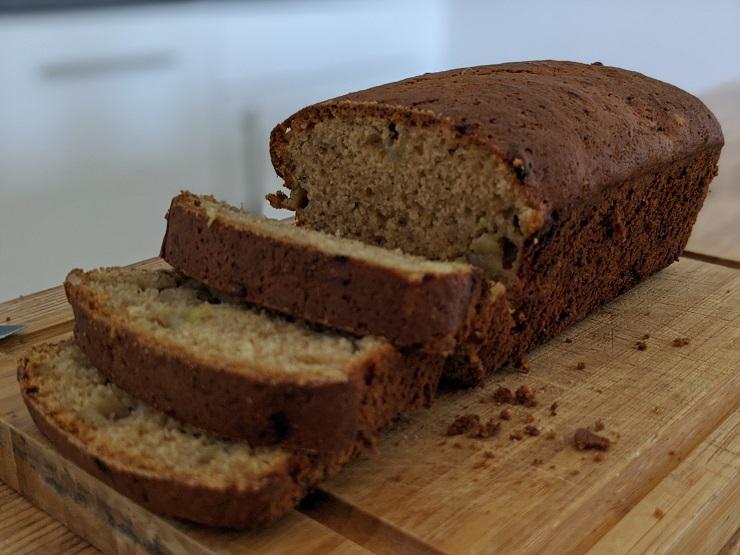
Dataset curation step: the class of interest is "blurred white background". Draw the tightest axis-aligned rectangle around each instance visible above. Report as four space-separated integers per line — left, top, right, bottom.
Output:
1 0 739 300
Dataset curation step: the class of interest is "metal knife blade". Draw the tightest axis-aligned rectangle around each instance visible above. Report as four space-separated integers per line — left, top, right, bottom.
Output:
0 325 25 340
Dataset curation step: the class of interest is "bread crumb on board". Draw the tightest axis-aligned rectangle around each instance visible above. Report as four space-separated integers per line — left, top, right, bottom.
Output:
515 385 538 407
509 429 525 441
524 425 540 437
550 402 558 416
574 428 611 451
499 408 512 420
576 361 586 370
635 340 648 351
594 419 605 432
672 337 690 347
653 508 665 519
446 414 500 438
593 452 605 462
492 386 514 404
544 430 557 440
446 414 480 436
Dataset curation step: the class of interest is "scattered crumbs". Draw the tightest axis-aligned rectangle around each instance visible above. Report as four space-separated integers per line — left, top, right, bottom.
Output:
493 386 514 404
4 316 10 322
672 337 690 347
522 413 535 424
389 474 402 482
446 414 480 436
569 469 580 476
515 384 538 407
524 425 540 437
550 402 559 416
548 464 556 470
594 388 604 394
532 458 544 466
482 450 495 459
471 419 501 439
576 361 586 370
668 450 676 456
509 429 525 441
594 420 605 432
574 428 611 451
499 408 512 420
653 406 665 415
593 452 605 463
653 508 665 520
564 338 573 344
544 430 557 440
642 333 650 340
635 340 648 351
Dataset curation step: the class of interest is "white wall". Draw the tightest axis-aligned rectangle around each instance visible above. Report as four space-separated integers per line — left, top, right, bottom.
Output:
445 0 740 94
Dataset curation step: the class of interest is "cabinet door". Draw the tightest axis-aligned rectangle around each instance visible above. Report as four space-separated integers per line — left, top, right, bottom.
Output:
0 7 212 298
207 0 444 215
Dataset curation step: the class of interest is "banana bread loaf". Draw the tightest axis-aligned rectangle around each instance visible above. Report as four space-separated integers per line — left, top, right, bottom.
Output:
269 60 724 383
18 341 354 528
161 191 492 352
65 267 443 453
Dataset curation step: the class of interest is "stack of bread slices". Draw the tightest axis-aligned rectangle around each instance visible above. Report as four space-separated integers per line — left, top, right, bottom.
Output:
19 192 509 528
18 60 723 529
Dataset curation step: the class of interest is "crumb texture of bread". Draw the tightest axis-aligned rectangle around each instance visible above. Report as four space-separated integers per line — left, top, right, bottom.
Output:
161 192 488 350
17 341 337 528
66 267 376 384
65 267 444 451
270 60 724 382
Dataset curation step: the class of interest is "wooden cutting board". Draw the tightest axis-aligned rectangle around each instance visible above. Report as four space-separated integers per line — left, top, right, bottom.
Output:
0 257 738 554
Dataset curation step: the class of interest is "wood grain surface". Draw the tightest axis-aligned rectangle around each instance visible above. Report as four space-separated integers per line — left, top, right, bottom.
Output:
0 257 738 554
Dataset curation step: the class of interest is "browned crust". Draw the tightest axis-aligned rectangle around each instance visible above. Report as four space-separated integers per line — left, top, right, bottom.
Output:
65 269 445 453
267 61 725 385
17 343 351 529
161 192 484 351
270 60 724 220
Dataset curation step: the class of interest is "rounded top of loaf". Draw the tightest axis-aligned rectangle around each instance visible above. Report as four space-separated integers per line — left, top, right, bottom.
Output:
272 60 723 217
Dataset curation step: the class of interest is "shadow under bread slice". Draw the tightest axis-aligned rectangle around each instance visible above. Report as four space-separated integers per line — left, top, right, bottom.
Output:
18 341 349 529
161 191 487 353
64 267 443 454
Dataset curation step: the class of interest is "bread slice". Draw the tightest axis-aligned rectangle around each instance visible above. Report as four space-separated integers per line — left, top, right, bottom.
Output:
65 267 443 453
18 341 350 528
268 61 724 382
161 191 485 351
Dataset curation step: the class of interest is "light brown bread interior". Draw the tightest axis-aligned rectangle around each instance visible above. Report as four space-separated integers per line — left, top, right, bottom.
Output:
67 268 387 385
275 116 540 281
23 342 290 487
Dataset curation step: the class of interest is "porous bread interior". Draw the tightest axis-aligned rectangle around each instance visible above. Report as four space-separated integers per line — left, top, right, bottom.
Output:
195 194 473 277
279 115 538 281
68 268 384 383
25 342 290 487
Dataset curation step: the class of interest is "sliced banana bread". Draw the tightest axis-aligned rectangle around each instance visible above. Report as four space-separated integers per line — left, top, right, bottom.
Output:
161 191 487 351
65 267 443 453
269 60 724 382
18 341 352 528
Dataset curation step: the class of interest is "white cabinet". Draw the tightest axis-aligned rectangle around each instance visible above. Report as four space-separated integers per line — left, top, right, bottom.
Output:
0 1 445 299
0 5 214 298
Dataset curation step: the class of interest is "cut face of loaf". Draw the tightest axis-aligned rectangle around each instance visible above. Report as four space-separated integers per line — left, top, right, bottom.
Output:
18 342 349 528
270 60 724 380
65 268 443 453
162 191 489 351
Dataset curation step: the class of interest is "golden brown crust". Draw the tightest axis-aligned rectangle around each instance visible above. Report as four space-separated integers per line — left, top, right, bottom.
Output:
65 270 444 454
17 343 351 529
271 60 724 218
161 192 484 351
269 61 725 384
